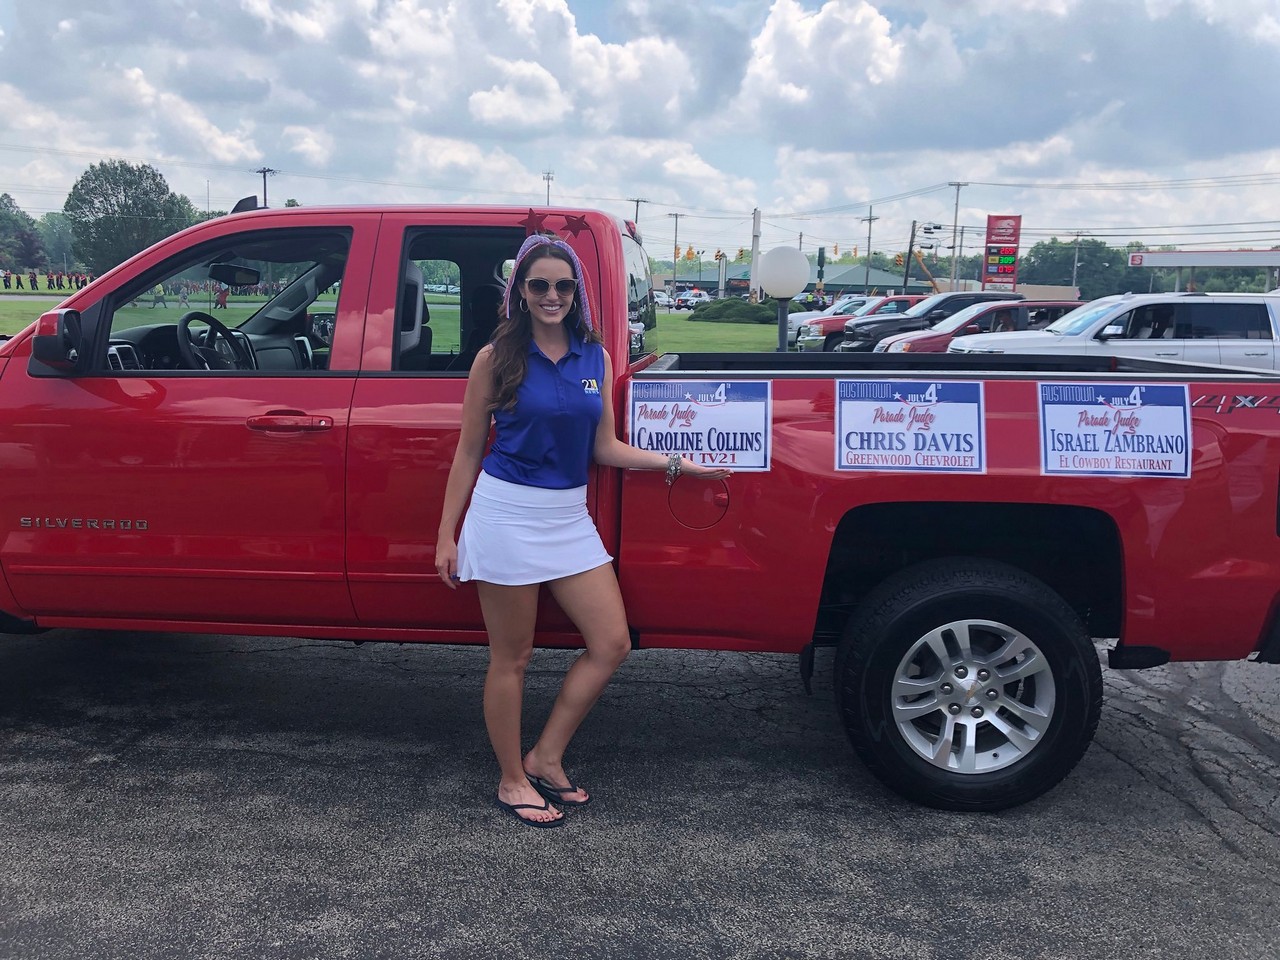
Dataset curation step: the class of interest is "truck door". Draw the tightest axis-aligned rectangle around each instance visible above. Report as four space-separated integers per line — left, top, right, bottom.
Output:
1104 304 1185 363
344 212 605 640
0 214 379 626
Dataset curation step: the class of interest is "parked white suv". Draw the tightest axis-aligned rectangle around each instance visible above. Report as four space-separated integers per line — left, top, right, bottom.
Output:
948 292 1280 369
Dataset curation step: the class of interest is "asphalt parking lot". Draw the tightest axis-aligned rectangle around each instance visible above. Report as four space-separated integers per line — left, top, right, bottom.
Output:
1 631 1278 960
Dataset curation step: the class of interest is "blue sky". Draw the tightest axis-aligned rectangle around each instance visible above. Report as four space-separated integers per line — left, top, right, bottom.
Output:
1 0 1278 266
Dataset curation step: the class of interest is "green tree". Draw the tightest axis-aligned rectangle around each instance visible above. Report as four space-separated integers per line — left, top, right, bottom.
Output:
0 193 46 272
37 212 75 272
1020 237 1129 299
62 161 195 274
284 198 301 207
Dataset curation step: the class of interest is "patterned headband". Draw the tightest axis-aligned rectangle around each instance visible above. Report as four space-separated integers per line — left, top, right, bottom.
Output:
504 234 594 330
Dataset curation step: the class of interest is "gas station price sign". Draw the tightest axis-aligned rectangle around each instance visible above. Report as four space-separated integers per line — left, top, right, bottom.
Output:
988 246 1017 274
982 215 1022 291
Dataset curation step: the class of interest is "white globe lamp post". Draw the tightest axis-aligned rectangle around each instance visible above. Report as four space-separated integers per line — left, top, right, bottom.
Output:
758 246 812 351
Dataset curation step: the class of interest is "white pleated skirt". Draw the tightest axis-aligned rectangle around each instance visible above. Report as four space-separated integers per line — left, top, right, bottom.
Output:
456 471 613 586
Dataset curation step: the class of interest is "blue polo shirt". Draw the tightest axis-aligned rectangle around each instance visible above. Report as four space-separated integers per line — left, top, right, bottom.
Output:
483 333 606 489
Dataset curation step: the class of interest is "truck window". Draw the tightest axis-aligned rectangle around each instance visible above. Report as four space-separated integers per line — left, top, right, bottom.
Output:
1119 305 1175 340
394 227 525 375
97 229 352 373
622 233 657 361
1182 303 1272 340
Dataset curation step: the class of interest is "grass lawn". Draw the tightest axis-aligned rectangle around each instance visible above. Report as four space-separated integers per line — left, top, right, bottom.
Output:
652 309 778 353
0 300 779 354
0 298 59 336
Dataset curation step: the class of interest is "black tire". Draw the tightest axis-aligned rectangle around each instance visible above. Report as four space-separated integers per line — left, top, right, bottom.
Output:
823 334 843 351
834 558 1101 811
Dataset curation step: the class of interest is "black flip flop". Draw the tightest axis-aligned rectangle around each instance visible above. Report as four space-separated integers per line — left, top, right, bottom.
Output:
494 795 564 829
526 771 592 808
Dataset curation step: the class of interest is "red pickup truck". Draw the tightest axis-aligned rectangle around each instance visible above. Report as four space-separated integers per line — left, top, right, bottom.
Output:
6 204 1280 811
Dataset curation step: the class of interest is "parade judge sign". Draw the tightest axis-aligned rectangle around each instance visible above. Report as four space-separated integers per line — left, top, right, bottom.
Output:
836 380 987 474
1039 382 1191 478
628 380 772 471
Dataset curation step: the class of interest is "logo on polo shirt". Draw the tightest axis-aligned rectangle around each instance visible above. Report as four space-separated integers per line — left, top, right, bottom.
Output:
581 378 600 394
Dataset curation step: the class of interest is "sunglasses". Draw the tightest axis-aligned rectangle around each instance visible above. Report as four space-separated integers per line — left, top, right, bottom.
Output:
524 277 577 296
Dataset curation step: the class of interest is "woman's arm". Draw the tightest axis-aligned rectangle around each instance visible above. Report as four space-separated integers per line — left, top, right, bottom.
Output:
435 346 497 587
592 349 732 481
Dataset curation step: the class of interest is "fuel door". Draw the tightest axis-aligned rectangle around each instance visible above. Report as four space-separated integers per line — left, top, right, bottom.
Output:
669 477 730 529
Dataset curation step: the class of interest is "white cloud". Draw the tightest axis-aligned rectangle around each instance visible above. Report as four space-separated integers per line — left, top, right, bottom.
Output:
283 126 334 166
238 0 339 42
498 0 575 38
116 67 261 164
469 59 572 127
394 133 533 199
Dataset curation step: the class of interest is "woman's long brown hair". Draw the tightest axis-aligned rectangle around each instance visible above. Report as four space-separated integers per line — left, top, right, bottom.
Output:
487 245 603 412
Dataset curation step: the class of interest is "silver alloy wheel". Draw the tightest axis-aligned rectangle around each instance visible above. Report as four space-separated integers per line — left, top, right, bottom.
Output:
891 618 1056 774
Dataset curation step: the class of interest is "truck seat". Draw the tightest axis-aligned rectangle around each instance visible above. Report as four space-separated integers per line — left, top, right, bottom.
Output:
395 263 432 369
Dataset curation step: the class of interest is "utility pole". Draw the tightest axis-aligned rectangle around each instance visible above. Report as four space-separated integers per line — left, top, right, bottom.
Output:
668 212 681 295
542 170 554 205
906 222 941 292
1071 232 1083 290
798 232 803 250
902 220 918 292
628 198 648 222
254 167 278 208
749 207 761 302
860 206 878 293
948 182 967 286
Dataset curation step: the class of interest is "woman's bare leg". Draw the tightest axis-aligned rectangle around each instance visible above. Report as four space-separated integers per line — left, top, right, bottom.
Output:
476 580 561 824
524 562 631 802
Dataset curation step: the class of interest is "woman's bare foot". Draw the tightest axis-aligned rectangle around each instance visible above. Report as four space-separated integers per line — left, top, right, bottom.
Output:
496 778 563 825
523 751 590 805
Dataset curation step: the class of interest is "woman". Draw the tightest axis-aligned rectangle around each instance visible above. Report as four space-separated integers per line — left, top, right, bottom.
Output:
435 234 730 828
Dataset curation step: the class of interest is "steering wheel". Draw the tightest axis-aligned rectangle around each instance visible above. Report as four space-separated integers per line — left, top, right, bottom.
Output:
177 311 253 370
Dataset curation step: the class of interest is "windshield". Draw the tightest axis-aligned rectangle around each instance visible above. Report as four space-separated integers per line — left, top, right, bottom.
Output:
929 302 990 334
1045 299 1117 335
825 296 867 315
898 292 955 318
847 297 889 317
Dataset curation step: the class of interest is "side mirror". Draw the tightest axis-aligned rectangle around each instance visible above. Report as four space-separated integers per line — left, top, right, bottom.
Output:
209 262 262 287
30 309 84 374
961 324 981 336
1099 324 1125 339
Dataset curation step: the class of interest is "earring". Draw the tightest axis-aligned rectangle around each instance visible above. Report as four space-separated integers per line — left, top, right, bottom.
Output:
519 297 529 313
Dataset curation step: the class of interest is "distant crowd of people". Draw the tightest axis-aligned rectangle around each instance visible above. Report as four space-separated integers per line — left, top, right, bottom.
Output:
2 269 93 291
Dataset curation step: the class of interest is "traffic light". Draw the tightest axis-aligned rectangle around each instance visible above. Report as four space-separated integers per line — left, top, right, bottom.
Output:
737 247 745 260
685 245 696 260
714 249 723 260
832 244 839 257
894 253 905 267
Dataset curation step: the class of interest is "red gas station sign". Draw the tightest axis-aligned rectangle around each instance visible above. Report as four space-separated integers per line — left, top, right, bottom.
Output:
982 214 1022 291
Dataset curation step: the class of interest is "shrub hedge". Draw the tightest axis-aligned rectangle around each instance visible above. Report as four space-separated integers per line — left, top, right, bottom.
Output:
686 297 812 324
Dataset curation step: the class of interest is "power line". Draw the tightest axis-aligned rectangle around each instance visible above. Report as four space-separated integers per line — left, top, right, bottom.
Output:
971 172 1280 191
776 183 954 219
